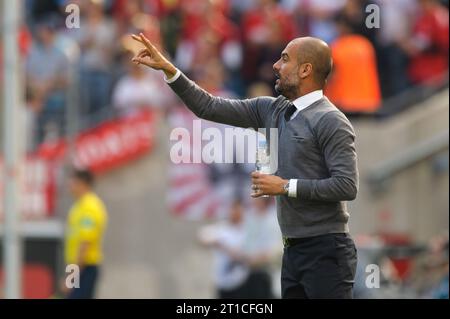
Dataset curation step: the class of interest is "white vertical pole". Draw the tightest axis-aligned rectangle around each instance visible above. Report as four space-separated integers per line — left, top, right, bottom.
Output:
2 0 23 299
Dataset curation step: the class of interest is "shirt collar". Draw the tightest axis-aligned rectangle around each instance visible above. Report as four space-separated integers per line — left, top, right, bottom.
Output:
291 90 323 112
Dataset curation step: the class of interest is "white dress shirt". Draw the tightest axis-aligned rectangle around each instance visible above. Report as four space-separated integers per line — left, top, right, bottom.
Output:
290 90 323 120
164 69 182 83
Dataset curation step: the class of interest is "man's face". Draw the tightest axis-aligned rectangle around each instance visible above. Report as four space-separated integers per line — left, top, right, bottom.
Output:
273 42 300 100
69 177 84 198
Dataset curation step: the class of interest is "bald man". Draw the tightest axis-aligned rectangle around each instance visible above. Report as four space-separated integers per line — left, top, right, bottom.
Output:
132 34 358 299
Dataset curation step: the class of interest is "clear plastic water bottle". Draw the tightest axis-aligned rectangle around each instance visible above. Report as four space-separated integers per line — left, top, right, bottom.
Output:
255 138 270 197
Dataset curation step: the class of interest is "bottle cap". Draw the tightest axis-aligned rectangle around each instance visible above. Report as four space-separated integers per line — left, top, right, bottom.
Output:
258 138 267 149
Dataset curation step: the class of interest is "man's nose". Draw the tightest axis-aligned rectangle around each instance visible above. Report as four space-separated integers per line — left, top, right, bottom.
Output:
273 61 280 73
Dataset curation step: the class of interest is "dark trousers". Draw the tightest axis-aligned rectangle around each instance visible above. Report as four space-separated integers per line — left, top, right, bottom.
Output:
217 271 274 299
67 266 99 299
281 233 357 299
217 282 248 299
244 270 274 299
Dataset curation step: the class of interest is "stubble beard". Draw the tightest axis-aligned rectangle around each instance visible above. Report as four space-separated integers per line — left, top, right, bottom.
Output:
275 73 300 101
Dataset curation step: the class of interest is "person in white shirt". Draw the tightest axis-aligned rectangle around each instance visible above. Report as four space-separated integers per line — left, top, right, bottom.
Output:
198 199 250 298
113 55 172 118
241 197 282 298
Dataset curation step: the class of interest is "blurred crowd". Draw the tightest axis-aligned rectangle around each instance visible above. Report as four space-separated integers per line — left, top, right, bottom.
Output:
0 0 447 151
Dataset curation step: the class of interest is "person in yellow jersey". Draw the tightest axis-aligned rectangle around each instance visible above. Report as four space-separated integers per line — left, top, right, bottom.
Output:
63 169 108 299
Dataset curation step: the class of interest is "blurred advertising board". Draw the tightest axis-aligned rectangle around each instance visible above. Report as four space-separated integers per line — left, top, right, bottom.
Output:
36 109 156 174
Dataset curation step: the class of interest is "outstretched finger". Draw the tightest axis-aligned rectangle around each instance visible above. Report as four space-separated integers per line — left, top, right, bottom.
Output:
131 34 145 45
131 34 155 54
139 33 157 54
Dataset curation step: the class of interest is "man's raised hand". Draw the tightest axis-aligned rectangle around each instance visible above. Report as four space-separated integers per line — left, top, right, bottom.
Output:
131 33 177 78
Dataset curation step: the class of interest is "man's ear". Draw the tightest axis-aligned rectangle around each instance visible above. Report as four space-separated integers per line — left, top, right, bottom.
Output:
299 63 313 79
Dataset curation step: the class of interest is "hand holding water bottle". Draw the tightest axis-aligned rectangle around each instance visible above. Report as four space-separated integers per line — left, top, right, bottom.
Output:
251 138 289 198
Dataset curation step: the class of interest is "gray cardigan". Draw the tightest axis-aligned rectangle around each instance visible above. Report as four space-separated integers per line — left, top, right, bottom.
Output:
168 73 359 238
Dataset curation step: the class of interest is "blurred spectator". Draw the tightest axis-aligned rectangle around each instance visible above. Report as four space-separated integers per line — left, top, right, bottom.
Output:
229 0 257 14
26 0 64 25
26 17 69 144
111 0 144 33
198 199 250 298
338 0 378 44
174 0 240 83
157 1 184 58
70 0 117 120
23 89 43 153
113 0 164 47
325 13 381 114
302 0 346 44
397 0 449 87
199 197 281 299
177 29 222 77
242 0 295 45
255 18 291 92
240 197 281 298
375 0 416 98
112 52 172 117
241 0 296 90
